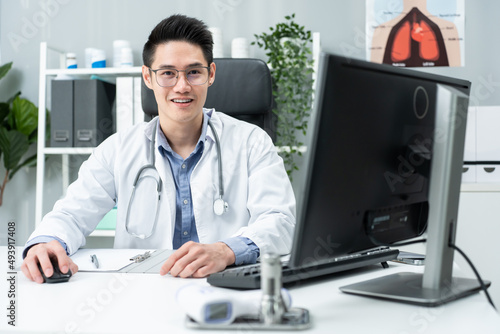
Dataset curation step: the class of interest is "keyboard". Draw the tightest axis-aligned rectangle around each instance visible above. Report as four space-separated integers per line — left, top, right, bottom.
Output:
207 247 399 289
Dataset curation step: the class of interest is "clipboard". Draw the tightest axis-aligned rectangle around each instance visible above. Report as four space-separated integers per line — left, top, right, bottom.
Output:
70 249 175 273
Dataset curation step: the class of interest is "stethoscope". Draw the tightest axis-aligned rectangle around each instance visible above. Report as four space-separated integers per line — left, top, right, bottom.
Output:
125 119 228 239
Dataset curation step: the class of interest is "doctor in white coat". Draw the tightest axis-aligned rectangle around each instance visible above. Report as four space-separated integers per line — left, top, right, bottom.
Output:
21 14 295 283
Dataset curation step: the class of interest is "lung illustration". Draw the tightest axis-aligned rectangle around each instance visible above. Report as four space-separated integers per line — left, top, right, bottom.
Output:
383 7 449 67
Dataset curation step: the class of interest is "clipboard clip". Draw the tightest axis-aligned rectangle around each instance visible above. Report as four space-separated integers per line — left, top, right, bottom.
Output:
130 251 151 263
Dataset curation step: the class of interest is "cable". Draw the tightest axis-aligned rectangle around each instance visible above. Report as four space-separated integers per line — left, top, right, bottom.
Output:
449 243 496 311
369 236 495 309
367 229 496 310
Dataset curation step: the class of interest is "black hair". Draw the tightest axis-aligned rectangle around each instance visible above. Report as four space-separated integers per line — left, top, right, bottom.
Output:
142 14 214 67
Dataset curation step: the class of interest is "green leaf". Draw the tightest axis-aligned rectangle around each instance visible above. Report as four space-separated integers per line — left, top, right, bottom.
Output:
0 128 29 170
7 91 21 105
9 153 37 180
0 103 9 123
252 13 314 180
0 62 13 81
11 96 38 136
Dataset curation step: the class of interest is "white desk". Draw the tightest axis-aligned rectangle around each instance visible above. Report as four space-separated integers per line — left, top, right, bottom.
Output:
1 249 500 333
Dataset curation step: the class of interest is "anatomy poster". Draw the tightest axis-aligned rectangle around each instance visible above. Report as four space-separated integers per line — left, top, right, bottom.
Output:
366 0 465 67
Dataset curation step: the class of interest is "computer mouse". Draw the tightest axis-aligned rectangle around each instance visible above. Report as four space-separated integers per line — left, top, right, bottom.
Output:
37 257 72 283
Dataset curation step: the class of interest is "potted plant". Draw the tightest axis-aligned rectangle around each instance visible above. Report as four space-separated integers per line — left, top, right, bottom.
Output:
0 62 41 206
253 13 315 179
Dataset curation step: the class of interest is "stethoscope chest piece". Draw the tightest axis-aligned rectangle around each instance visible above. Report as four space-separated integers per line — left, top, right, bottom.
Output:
213 197 228 216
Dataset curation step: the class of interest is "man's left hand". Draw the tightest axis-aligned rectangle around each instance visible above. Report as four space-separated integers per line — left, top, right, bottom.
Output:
160 241 235 278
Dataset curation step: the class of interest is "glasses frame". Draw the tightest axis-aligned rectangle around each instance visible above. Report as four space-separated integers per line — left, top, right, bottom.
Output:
148 65 211 87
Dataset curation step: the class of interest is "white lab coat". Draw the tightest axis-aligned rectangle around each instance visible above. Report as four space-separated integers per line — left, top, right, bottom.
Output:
29 110 296 256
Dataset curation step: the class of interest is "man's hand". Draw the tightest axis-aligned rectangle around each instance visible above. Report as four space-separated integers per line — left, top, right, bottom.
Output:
160 241 235 278
21 240 78 284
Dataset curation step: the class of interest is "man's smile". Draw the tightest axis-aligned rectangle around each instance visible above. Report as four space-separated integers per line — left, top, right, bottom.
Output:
172 98 194 103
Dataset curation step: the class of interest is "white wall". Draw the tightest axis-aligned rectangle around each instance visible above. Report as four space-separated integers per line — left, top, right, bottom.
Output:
1 2 500 308
2 0 500 106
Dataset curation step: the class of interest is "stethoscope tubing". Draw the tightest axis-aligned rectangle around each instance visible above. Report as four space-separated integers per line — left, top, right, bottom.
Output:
125 118 226 239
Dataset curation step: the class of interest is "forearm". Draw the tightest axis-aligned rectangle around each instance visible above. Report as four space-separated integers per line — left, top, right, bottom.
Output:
219 236 260 265
29 147 117 254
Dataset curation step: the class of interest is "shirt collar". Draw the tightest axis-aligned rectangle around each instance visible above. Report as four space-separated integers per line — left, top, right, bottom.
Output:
156 109 212 157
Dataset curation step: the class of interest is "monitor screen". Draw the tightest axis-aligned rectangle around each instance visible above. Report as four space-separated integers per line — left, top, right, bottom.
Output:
290 52 470 269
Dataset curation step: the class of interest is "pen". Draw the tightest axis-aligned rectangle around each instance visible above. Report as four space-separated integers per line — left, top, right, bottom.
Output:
91 254 100 269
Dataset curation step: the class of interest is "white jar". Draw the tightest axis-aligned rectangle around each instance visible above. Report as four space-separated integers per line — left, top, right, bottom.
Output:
119 47 133 67
66 52 77 69
85 48 97 68
113 40 131 67
231 38 249 58
91 49 106 68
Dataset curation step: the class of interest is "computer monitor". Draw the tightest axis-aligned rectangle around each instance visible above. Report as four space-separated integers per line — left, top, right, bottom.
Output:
290 52 486 306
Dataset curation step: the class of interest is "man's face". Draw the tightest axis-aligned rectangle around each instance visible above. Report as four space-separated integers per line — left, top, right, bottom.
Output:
142 41 216 127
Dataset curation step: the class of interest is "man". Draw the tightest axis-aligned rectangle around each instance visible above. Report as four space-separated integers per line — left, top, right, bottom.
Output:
22 14 295 283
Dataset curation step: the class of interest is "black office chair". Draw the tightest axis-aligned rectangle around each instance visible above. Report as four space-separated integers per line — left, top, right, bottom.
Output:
141 58 276 142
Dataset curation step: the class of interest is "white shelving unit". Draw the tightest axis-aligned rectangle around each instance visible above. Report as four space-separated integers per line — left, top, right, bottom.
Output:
89 230 116 237
460 183 500 192
456 185 500 308
35 42 142 228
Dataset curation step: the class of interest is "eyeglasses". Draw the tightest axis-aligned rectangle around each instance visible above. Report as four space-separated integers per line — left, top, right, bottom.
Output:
149 66 210 87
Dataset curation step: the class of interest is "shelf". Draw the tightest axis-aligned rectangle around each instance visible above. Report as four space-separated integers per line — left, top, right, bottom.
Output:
45 66 142 77
89 230 116 237
35 42 143 225
461 183 500 192
43 147 94 155
42 146 307 156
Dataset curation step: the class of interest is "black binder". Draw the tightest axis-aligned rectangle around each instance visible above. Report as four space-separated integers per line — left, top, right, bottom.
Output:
73 79 115 147
50 80 74 147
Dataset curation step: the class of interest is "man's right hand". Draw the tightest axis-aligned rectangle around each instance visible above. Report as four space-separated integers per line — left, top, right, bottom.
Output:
21 240 78 284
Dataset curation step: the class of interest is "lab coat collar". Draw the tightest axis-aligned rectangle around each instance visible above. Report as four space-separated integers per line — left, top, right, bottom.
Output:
144 116 158 144
205 108 222 144
144 109 222 148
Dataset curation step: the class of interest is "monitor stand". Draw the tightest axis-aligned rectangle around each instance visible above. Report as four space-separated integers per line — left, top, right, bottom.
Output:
339 272 488 306
341 86 490 307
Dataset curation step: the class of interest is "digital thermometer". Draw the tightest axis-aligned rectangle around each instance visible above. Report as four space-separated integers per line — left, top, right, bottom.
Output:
175 283 292 325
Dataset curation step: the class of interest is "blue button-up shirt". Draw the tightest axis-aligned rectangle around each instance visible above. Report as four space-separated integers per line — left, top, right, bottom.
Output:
157 116 206 248
156 111 259 265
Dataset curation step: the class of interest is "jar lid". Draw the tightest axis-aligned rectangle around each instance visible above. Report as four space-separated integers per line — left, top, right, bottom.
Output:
113 40 130 47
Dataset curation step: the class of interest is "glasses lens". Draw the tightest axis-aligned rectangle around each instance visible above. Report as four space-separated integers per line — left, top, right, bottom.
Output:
186 67 209 85
155 69 177 87
155 67 209 87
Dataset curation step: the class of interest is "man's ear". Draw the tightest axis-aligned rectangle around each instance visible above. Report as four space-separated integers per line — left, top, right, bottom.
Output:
208 62 216 86
142 65 154 89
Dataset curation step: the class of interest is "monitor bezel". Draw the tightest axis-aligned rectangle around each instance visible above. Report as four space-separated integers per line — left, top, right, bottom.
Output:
289 52 471 270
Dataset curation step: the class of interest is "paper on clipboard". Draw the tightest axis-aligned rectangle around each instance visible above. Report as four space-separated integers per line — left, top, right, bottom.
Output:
71 249 154 272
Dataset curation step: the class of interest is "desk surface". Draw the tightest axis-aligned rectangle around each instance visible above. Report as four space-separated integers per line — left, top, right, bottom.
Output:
1 248 499 334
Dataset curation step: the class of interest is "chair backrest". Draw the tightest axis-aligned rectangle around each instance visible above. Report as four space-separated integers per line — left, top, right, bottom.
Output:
141 58 276 141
